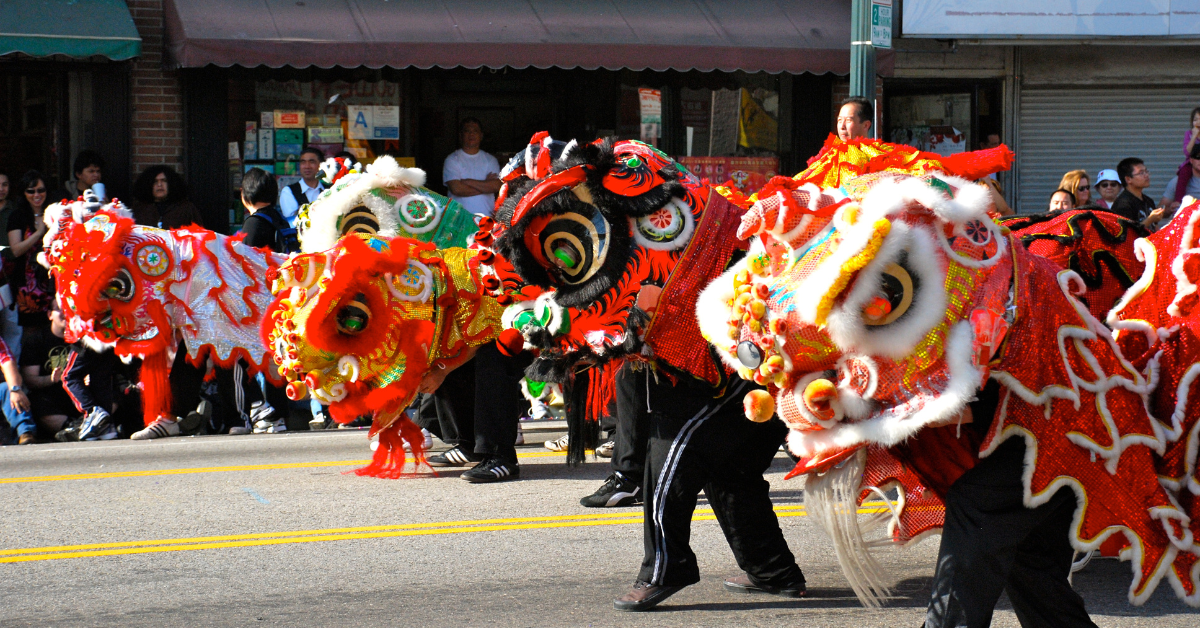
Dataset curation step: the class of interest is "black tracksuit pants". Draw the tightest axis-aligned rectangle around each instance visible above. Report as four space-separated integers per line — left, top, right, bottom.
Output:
423 343 529 464
635 369 804 588
64 344 117 415
925 438 1097 628
611 363 650 483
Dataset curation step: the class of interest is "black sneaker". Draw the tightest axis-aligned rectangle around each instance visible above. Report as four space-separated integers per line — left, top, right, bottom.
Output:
461 457 520 483
580 472 642 508
427 446 482 467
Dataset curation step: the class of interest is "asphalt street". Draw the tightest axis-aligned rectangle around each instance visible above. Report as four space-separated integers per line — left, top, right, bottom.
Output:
0 428 1194 627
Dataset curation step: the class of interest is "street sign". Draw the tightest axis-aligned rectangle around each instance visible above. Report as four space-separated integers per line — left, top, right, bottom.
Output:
872 0 892 49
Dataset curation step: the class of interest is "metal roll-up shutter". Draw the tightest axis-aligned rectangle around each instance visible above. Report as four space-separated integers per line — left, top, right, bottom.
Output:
1016 87 1200 214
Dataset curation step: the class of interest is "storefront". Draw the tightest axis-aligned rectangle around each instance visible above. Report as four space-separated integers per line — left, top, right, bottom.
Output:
166 0 888 232
0 0 141 195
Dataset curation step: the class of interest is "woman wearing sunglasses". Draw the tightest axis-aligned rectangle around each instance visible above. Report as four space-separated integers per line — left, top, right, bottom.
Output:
1093 169 1122 209
8 172 53 328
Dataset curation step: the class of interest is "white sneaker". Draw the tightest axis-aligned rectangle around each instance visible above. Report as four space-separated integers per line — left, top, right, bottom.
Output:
309 413 328 431
228 426 252 435
253 418 287 434
595 440 615 458
515 424 525 446
401 428 434 451
544 434 569 452
131 417 181 440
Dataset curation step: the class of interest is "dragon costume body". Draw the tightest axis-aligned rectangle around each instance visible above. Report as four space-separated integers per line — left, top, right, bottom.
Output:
695 156 1200 609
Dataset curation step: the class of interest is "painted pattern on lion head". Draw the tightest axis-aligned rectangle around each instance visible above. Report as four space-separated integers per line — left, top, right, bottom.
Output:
492 135 748 387
698 171 1200 606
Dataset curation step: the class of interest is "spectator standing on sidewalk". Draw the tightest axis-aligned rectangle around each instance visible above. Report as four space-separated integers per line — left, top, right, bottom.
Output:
836 97 873 141
130 165 204 230
1058 170 1091 207
443 118 501 218
1048 189 1075 212
1093 169 1122 209
1161 144 1200 217
8 171 53 330
56 150 104 202
278 147 326 228
1110 158 1165 229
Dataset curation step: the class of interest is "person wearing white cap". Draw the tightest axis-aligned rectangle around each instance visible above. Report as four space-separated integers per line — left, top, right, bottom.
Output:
1093 169 1121 209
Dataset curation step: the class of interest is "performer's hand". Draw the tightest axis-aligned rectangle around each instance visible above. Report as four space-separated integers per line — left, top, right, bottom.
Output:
418 367 449 394
50 367 63 384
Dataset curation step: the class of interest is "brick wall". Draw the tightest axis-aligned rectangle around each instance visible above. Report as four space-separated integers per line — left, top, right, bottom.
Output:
126 0 183 176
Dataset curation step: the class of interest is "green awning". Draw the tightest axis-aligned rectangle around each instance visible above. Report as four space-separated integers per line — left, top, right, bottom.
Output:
0 0 141 61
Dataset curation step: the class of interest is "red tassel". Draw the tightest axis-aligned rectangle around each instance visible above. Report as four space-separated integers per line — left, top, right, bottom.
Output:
139 350 172 426
586 361 620 423
351 415 435 479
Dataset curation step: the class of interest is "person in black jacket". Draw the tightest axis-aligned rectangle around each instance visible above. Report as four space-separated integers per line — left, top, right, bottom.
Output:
240 168 288 251
210 168 291 434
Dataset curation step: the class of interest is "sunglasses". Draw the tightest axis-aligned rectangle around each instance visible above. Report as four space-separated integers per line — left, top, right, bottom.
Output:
1097 182 1120 188
25 187 46 194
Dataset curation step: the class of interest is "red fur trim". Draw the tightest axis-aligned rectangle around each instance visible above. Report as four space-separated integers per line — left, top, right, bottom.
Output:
586 361 620 423
139 350 172 426
939 145 1015 181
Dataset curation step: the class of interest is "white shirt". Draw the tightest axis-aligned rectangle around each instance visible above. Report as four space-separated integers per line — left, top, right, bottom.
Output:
443 148 500 217
278 178 325 227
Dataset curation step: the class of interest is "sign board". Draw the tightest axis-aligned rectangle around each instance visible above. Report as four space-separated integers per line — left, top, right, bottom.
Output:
903 0 1200 38
872 0 892 48
348 105 401 140
273 110 305 129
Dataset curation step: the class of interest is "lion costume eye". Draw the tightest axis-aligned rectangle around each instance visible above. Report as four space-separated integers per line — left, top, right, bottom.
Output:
336 294 371 335
862 262 915 326
531 210 610 286
104 268 135 302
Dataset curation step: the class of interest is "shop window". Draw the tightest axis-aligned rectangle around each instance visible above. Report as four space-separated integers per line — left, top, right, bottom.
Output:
672 85 781 195
883 80 1003 160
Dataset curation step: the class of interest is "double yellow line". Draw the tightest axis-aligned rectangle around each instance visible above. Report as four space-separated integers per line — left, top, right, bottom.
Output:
0 504 891 564
0 451 567 485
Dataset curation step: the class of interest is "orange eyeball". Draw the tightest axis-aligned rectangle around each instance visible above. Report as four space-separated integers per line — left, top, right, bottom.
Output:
727 326 741 340
756 336 774 351
743 389 776 423
802 378 838 420
768 318 789 335
863 295 893 322
304 371 322 390
481 275 501 291
473 230 495 246
749 300 766 319
734 270 750 286
754 283 771 299
761 355 785 375
752 370 769 386
285 380 307 401
477 216 495 231
747 319 763 333
496 293 514 306
477 249 495 265
735 293 753 308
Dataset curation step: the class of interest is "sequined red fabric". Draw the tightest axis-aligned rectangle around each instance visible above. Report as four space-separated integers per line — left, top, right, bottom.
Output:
1004 209 1147 321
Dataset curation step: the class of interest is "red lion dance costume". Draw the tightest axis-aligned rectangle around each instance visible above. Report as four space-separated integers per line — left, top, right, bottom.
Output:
696 138 1200 622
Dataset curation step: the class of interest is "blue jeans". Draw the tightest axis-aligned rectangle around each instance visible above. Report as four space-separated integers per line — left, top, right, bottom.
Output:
0 382 36 438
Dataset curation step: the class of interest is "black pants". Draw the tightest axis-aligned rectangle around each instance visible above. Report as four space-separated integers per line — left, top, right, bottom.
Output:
169 341 204 419
425 343 529 464
212 360 289 432
636 371 803 588
925 438 1097 628
611 363 650 483
64 345 117 415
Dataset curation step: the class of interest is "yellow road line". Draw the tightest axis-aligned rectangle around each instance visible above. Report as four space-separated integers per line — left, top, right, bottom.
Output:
0 451 566 485
0 504 891 564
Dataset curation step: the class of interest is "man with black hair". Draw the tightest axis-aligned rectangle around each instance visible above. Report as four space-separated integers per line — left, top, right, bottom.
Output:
837 97 874 141
1110 157 1165 229
444 118 501 218
278 147 326 228
209 168 291 434
59 150 105 202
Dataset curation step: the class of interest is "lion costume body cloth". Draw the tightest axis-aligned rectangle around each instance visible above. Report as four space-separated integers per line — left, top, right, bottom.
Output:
696 140 1200 607
43 197 284 426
